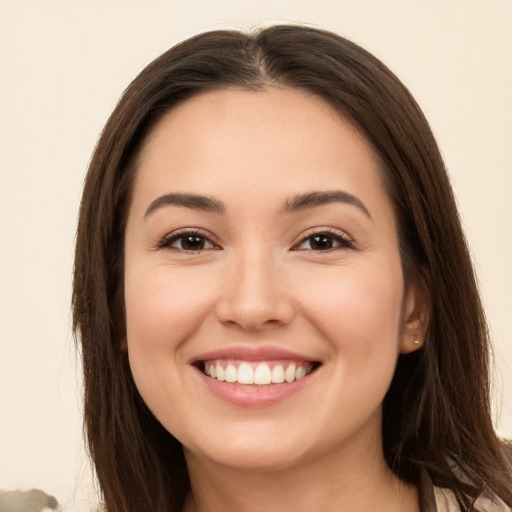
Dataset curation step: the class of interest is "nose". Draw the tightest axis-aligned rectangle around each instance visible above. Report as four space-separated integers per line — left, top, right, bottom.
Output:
215 247 295 331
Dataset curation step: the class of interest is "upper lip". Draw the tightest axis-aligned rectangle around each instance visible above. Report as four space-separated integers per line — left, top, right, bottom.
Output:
190 345 319 364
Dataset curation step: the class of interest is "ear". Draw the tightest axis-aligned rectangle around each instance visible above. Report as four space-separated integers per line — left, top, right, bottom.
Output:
400 277 430 354
120 337 128 351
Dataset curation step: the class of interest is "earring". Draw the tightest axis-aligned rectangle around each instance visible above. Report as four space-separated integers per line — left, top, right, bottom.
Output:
413 339 421 345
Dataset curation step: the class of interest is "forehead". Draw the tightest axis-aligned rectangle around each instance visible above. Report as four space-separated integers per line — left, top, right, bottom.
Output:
132 87 391 220
142 87 370 155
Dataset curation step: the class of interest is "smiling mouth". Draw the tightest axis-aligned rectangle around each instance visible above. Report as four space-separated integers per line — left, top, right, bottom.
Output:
199 359 319 385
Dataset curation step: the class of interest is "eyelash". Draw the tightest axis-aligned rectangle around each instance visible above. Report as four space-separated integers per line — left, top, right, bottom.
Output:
157 229 219 252
157 228 355 253
291 228 355 252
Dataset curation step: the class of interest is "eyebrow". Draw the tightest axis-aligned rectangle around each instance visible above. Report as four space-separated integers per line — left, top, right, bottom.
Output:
144 193 225 218
144 190 371 219
280 191 371 219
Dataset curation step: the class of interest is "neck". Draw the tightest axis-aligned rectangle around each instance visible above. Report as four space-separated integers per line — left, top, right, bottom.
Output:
182 428 419 512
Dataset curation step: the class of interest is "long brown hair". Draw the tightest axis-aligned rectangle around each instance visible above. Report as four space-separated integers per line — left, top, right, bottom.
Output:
73 25 512 511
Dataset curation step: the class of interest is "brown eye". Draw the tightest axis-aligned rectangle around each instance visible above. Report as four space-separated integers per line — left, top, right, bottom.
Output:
309 235 335 250
160 232 216 251
295 231 353 251
179 235 207 250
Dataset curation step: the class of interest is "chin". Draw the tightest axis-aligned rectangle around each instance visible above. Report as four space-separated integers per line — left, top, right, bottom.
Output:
187 443 310 474
180 420 334 474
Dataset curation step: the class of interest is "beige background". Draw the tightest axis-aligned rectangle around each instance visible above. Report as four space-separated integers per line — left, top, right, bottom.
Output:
1 1 511 510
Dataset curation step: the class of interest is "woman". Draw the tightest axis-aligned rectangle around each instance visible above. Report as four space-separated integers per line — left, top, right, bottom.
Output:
73 25 512 511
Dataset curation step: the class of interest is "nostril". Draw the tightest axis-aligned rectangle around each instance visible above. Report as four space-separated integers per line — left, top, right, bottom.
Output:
216 306 296 332
213 271 295 330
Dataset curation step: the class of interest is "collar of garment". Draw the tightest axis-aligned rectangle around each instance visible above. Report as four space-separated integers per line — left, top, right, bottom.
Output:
419 469 511 512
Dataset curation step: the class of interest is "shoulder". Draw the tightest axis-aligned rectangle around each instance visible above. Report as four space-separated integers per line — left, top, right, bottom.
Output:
434 486 512 512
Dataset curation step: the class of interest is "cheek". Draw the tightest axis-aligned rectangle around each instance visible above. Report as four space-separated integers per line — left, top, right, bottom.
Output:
124 265 215 349
123 266 218 428
295 261 404 355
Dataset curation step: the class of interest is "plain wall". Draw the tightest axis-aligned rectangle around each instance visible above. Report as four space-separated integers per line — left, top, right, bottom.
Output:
1 1 511 509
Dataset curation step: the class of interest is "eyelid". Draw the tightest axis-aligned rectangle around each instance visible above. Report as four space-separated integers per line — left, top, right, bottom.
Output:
156 228 221 251
154 226 354 252
291 227 355 251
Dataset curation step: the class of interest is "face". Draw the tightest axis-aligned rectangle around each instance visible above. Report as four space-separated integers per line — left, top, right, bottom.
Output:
124 88 424 472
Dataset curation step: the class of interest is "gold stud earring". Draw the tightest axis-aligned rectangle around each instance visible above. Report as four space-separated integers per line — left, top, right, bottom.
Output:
413 339 421 345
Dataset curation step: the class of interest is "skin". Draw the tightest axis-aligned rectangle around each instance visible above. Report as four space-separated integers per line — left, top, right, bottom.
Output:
124 88 428 512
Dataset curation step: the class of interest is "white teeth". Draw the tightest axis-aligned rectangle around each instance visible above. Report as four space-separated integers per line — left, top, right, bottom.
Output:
295 366 306 380
204 360 314 385
271 365 285 383
225 364 237 383
237 362 254 384
284 363 296 383
216 363 225 381
254 364 272 385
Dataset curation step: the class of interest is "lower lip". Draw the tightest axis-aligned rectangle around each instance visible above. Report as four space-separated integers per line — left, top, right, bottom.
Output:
195 367 316 407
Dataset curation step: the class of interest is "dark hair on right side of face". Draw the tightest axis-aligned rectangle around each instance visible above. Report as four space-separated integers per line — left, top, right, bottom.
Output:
73 25 512 512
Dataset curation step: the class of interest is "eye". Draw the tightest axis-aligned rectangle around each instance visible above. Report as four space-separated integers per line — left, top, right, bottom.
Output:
158 230 217 252
293 230 354 251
